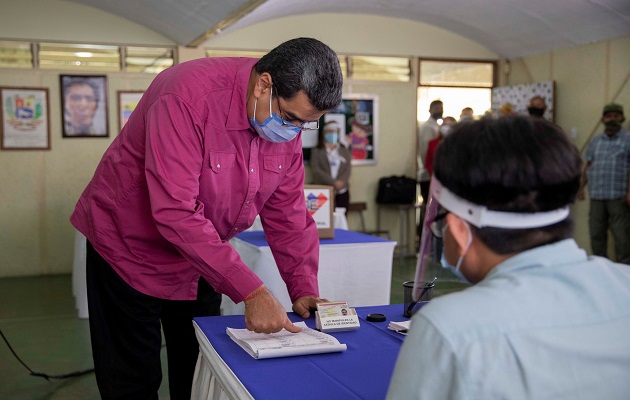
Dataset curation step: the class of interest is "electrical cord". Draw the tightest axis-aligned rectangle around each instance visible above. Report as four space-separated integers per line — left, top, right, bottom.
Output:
0 327 94 381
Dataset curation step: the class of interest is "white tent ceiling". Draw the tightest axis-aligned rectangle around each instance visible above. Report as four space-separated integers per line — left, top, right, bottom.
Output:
67 0 630 58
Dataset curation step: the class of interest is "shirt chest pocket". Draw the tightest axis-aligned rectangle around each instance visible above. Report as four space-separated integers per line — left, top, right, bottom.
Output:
263 154 289 175
260 154 292 198
209 151 236 173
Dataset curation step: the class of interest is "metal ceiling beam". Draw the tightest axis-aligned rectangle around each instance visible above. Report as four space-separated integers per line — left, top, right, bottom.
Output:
187 0 269 48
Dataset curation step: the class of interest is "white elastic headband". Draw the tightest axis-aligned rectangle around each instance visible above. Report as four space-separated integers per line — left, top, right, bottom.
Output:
430 177 569 229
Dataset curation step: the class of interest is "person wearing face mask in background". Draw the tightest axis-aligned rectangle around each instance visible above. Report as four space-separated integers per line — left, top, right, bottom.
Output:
310 121 352 212
527 95 548 118
387 116 630 400
424 116 456 177
578 103 630 264
70 37 343 400
417 100 444 246
422 116 456 263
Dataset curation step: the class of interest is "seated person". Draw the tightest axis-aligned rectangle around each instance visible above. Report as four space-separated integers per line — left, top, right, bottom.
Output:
310 121 352 211
387 116 630 399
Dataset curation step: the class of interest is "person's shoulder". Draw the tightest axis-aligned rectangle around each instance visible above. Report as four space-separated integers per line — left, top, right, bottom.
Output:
418 288 489 332
150 57 256 98
339 145 352 156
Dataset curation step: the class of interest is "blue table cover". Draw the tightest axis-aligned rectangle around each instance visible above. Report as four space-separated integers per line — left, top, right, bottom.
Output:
236 228 393 247
194 304 418 400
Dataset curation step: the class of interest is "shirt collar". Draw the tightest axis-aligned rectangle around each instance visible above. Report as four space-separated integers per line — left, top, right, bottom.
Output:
226 58 259 131
602 129 629 140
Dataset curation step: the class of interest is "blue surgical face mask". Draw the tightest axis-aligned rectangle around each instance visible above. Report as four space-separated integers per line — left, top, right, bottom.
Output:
324 132 338 144
250 87 301 143
440 223 472 284
441 252 471 284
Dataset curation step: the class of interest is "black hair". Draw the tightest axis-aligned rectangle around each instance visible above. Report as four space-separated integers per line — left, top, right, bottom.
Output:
255 38 343 111
434 116 582 254
430 100 443 109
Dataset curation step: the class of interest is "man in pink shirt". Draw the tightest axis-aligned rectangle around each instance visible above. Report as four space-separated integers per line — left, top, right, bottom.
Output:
71 37 343 400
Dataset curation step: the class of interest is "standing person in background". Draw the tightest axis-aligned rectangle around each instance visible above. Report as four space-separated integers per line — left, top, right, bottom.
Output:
459 107 474 122
423 115 456 262
527 95 548 118
311 120 352 212
578 102 630 264
70 37 343 400
388 116 630 399
417 100 443 242
424 116 456 176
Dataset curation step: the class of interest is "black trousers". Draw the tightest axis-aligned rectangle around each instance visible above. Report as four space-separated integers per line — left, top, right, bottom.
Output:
86 241 221 400
416 180 431 240
334 190 350 213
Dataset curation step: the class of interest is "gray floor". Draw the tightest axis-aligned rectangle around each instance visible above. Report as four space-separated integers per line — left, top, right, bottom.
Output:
0 253 466 399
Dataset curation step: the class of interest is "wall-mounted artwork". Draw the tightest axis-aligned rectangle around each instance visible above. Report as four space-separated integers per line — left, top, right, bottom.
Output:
1 87 50 150
61 75 108 137
491 80 555 122
118 91 144 131
325 94 378 165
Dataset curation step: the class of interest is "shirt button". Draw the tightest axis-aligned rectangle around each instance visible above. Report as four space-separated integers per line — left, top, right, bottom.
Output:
250 168 254 173
278 165 282 169
216 164 221 169
246 201 250 204
234 227 239 231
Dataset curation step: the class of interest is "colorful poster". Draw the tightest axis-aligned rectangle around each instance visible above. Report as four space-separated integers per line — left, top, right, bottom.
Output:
1 87 50 150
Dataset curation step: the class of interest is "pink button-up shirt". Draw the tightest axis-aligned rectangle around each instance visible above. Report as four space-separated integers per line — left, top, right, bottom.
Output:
71 57 319 303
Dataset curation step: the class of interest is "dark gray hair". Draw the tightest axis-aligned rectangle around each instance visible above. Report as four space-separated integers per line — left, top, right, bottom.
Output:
255 38 343 111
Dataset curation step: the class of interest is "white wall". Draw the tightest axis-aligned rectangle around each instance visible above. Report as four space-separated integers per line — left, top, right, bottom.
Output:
507 36 630 255
206 13 497 59
0 0 173 46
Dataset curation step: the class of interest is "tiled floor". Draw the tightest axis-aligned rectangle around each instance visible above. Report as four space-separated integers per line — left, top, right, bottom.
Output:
0 254 467 399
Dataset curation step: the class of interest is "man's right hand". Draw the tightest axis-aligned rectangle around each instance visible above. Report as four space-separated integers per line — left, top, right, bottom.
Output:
243 285 301 334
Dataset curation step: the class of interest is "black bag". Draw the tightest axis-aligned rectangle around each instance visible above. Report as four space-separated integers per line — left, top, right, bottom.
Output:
376 176 417 204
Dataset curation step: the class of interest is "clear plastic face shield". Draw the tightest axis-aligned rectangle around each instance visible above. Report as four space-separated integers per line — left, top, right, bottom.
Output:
410 177 570 305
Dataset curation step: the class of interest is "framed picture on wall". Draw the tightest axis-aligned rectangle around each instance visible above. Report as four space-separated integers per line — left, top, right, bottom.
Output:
117 91 144 131
60 75 109 137
1 87 50 150
325 94 378 165
491 80 556 122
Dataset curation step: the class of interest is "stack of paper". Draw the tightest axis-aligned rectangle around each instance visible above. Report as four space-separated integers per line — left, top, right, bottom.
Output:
226 322 347 359
388 320 410 335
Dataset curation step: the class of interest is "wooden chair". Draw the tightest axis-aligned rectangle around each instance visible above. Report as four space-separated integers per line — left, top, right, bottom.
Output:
347 202 389 238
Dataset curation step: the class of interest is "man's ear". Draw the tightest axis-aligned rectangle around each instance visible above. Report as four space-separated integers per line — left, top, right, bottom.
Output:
445 213 470 253
253 72 273 98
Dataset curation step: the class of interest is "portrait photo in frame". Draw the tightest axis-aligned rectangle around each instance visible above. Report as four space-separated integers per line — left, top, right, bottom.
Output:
118 91 144 131
1 87 50 150
60 75 108 137
325 94 378 165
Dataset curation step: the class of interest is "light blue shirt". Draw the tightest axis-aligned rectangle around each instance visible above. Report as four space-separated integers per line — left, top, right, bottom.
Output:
387 239 630 400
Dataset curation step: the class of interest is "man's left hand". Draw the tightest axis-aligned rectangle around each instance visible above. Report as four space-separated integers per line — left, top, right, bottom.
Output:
292 296 328 318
